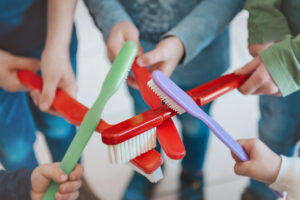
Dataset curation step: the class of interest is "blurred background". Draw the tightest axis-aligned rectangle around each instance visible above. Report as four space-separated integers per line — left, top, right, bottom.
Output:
34 1 261 200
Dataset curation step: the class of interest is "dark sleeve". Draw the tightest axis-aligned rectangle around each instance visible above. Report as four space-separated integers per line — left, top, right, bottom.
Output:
0 169 32 200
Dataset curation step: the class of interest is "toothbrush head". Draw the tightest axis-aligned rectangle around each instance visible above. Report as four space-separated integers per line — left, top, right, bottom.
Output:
148 71 200 116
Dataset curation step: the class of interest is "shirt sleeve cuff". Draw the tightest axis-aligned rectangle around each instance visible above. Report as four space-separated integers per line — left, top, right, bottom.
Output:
270 156 300 198
259 39 300 96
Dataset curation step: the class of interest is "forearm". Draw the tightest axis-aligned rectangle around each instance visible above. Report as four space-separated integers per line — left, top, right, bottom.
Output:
45 0 77 51
270 156 300 199
0 169 32 200
245 0 291 44
260 34 300 96
163 0 244 64
83 0 132 42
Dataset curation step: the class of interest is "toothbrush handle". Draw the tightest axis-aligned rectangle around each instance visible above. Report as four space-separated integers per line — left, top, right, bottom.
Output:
187 73 248 106
194 109 284 198
194 108 249 162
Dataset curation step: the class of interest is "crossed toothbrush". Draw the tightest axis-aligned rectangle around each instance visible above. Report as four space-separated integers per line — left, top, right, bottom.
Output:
18 64 247 179
18 41 280 198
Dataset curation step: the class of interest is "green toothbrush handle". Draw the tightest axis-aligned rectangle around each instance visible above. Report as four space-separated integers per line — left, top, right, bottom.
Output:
42 109 103 200
42 41 138 200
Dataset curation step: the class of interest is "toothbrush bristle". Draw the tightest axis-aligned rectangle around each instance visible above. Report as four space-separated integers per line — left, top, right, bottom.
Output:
147 80 185 115
107 127 156 164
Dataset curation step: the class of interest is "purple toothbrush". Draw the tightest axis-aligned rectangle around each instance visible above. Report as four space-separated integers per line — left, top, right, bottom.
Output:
148 70 284 198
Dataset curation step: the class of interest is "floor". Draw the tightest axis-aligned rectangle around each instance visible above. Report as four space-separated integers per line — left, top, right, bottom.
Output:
32 2 282 200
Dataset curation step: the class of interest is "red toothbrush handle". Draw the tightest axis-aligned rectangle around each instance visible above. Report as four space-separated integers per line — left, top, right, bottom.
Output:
131 149 163 174
131 60 161 108
187 73 248 106
132 60 186 160
17 70 162 173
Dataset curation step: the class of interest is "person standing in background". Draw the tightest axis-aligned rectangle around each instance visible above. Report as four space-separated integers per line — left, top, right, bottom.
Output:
84 0 244 199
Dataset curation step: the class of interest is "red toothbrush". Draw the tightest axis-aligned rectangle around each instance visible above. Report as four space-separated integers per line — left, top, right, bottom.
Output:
101 73 248 147
131 60 186 160
17 70 163 178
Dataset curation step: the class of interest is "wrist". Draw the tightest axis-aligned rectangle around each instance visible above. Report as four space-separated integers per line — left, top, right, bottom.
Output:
269 155 282 184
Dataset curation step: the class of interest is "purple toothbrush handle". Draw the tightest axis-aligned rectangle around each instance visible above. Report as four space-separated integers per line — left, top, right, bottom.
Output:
195 108 249 161
151 71 284 198
194 109 284 198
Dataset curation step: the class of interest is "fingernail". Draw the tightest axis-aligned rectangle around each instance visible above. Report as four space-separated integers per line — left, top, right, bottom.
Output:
60 174 67 181
137 57 144 66
40 103 48 111
60 185 65 192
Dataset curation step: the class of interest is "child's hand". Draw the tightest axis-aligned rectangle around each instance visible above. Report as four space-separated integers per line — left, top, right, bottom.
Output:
248 42 275 57
31 163 83 200
0 50 40 92
136 36 185 76
235 56 281 96
232 138 281 185
107 21 143 62
31 48 77 113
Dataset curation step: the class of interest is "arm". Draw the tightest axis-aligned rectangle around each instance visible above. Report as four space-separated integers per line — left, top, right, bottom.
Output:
245 0 291 44
259 34 300 96
270 156 300 199
163 0 244 65
83 0 133 42
0 169 32 200
37 0 78 112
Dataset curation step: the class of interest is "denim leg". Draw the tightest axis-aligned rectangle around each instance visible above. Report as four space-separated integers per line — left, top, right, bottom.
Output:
29 55 78 162
179 102 212 175
249 92 300 199
0 88 38 170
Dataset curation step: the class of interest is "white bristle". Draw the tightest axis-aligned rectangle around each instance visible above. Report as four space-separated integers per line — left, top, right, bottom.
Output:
107 127 157 164
147 80 186 115
128 163 163 183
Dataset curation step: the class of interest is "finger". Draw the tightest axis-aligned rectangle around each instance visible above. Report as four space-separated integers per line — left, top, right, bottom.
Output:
238 67 266 95
107 32 125 62
252 81 279 95
32 163 67 193
231 151 242 162
14 57 40 71
69 164 84 181
234 162 252 177
237 138 259 155
235 57 261 75
59 180 82 193
126 76 139 90
137 47 165 67
274 91 282 96
55 191 79 200
30 90 41 106
156 62 176 77
59 73 77 98
40 73 60 111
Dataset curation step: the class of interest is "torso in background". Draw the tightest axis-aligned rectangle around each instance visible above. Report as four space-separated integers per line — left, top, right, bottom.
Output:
282 0 300 34
121 0 200 42
0 0 47 56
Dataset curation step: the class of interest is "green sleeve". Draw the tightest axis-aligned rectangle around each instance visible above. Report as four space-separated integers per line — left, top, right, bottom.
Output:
245 0 291 44
259 34 300 96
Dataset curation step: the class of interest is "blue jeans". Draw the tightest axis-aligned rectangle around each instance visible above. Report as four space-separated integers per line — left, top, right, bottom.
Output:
128 38 229 175
249 91 300 199
0 55 77 171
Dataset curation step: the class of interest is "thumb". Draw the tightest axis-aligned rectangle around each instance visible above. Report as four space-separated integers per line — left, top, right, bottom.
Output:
235 57 261 75
40 73 60 111
234 161 253 177
14 56 40 71
137 47 164 67
32 163 68 193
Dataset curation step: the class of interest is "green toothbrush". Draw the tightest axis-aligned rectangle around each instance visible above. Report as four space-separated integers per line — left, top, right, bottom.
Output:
42 41 138 200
